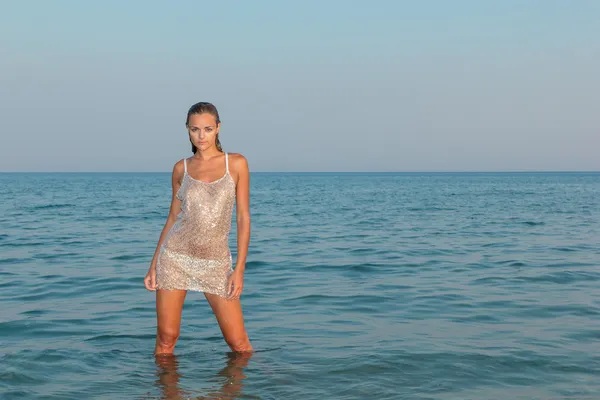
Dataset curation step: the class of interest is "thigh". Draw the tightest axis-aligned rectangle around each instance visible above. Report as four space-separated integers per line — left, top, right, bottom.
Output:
204 292 249 341
156 289 187 332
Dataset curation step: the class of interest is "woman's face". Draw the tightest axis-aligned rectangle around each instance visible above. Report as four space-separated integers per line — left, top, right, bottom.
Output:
187 113 220 150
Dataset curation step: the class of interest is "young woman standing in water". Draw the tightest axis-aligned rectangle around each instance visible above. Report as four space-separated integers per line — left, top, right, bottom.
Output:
144 102 253 355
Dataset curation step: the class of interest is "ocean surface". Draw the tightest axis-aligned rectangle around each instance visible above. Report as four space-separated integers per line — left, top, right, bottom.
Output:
1 171 599 399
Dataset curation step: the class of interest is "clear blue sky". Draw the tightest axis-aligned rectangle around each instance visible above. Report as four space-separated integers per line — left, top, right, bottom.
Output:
1 0 598 172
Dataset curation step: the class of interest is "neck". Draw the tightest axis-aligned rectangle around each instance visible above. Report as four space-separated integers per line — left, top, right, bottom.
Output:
194 147 222 160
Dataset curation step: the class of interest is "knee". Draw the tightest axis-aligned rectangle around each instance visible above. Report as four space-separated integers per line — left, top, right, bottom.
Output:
225 336 252 352
157 327 180 349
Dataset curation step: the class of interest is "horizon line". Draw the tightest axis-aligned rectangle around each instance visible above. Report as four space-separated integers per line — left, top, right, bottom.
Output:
1 170 599 174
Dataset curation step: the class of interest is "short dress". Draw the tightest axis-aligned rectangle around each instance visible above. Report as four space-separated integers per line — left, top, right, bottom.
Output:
156 152 236 297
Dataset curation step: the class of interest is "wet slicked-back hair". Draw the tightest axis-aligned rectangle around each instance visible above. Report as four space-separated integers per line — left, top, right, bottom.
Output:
186 102 222 153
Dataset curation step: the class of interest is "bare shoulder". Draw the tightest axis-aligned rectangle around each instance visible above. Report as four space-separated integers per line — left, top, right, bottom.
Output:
172 157 186 184
228 152 249 172
173 157 186 173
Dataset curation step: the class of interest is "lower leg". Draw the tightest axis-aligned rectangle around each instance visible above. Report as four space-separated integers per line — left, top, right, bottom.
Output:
155 326 180 355
204 292 253 353
155 289 187 355
225 335 253 353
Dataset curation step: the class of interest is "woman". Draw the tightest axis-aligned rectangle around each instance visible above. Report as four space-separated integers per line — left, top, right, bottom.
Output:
144 102 253 355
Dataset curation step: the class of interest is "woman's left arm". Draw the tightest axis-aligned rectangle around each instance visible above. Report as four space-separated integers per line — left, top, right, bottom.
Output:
227 153 250 299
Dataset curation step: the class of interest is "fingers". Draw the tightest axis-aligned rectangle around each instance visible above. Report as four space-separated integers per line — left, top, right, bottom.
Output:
227 276 235 297
144 272 157 291
144 278 153 291
226 283 243 300
228 285 243 300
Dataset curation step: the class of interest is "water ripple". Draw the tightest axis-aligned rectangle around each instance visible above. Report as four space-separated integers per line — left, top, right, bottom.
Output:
0 171 599 399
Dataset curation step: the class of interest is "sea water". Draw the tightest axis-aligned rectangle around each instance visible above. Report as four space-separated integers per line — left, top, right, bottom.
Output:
1 171 599 399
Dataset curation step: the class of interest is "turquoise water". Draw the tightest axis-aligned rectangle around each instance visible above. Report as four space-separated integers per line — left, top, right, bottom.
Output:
1 171 599 399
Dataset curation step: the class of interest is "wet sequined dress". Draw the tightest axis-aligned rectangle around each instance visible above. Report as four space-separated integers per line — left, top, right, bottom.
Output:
156 152 235 296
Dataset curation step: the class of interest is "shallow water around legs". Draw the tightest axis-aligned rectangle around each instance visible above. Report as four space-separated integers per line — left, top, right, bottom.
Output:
1 172 599 399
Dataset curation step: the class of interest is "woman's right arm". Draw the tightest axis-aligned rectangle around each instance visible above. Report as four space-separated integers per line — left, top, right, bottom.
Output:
148 159 185 271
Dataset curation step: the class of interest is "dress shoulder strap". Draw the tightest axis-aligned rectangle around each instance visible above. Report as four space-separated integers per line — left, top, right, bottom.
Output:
183 158 187 174
225 152 229 174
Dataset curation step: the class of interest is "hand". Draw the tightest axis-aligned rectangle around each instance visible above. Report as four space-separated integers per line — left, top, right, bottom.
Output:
226 269 244 300
144 267 157 291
